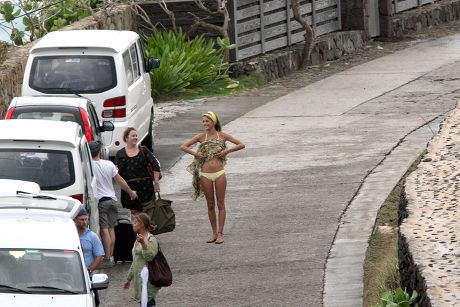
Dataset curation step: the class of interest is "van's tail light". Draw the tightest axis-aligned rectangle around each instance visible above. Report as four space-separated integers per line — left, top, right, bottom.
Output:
103 96 126 118
103 96 126 107
79 108 93 142
5 108 14 119
71 194 84 203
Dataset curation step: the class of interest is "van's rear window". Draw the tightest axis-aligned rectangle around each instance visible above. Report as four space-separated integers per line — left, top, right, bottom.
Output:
29 56 116 94
0 149 75 191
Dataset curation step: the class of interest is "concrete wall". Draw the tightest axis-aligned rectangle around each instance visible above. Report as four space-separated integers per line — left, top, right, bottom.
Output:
399 105 460 306
0 5 136 118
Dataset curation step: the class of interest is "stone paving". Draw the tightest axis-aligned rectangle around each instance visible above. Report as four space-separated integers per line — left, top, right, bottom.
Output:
400 105 460 305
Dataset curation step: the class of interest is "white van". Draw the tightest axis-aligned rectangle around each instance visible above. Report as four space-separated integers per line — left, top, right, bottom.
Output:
0 192 108 307
0 119 99 232
21 30 160 156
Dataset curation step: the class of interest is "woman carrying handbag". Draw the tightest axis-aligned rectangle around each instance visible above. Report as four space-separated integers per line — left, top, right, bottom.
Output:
115 127 161 214
123 213 160 307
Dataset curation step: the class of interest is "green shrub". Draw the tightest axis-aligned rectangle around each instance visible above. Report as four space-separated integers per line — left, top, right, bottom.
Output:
372 287 418 307
144 30 229 98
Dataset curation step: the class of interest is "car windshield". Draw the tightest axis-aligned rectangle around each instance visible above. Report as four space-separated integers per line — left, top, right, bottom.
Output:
0 249 86 294
29 56 116 93
0 149 75 191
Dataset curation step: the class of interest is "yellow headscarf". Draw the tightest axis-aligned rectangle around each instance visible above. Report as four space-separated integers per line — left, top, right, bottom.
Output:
203 111 217 124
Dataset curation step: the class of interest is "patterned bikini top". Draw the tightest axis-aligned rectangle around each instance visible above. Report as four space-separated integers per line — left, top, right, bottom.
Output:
198 132 226 161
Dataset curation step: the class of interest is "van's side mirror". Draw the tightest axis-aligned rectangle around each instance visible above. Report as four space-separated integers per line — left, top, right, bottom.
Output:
91 273 109 290
100 121 114 132
146 58 160 71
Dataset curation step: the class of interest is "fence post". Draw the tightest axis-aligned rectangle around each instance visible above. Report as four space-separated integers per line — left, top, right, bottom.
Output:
336 0 342 30
311 0 316 32
286 0 292 45
259 0 266 53
227 0 239 62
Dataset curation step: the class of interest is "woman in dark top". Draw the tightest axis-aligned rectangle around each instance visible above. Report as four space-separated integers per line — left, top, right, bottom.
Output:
115 127 161 213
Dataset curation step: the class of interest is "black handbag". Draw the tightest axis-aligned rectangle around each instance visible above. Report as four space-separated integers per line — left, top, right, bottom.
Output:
143 192 175 235
148 244 172 287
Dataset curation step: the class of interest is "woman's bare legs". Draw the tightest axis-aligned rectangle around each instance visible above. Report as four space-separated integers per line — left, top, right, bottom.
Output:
201 177 218 242
214 175 227 244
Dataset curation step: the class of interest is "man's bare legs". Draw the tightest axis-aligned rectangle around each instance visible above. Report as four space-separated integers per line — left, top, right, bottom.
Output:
100 228 115 267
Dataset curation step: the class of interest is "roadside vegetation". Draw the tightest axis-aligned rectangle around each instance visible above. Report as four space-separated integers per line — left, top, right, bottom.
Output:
363 154 423 306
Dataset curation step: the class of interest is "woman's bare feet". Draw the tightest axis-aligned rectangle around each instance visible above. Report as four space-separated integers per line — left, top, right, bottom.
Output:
206 233 218 243
215 232 224 244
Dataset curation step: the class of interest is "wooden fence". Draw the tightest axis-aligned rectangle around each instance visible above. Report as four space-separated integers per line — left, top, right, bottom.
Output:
393 0 437 13
228 0 341 61
141 0 341 62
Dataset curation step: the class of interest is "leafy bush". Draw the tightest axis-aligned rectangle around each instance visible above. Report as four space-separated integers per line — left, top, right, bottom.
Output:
0 0 98 45
372 287 418 307
144 30 230 98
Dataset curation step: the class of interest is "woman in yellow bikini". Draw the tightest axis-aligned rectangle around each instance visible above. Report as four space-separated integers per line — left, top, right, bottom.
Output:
180 111 245 244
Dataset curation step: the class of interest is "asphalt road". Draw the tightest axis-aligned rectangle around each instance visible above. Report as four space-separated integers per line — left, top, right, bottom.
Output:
99 29 460 306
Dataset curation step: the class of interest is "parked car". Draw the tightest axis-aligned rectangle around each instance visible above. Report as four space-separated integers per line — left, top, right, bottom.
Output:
0 179 40 194
5 96 114 159
21 30 160 156
0 119 99 232
0 191 108 307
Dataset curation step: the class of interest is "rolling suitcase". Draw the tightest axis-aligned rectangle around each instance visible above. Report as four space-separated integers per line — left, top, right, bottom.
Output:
113 218 136 263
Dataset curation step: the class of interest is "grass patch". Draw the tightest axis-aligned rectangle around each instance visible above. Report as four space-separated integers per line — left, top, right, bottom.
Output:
159 71 266 102
363 154 424 306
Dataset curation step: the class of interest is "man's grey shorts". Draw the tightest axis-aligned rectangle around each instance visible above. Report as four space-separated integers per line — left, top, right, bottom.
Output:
98 199 118 228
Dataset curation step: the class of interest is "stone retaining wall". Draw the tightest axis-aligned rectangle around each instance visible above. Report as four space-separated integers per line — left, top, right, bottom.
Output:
230 31 365 82
381 0 460 37
0 5 136 118
399 105 460 306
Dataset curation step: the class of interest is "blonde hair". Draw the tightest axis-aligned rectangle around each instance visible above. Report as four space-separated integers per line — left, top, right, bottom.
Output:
202 111 221 131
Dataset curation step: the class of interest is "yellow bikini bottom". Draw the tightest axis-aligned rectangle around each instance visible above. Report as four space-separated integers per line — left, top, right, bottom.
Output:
200 170 225 181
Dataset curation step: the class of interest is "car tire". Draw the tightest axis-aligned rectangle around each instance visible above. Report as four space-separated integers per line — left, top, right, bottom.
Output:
141 111 154 152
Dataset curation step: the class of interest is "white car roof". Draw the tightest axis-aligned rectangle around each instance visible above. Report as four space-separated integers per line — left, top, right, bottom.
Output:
0 119 82 147
0 213 80 250
10 96 90 108
0 192 83 249
0 179 40 194
0 193 82 218
31 30 138 54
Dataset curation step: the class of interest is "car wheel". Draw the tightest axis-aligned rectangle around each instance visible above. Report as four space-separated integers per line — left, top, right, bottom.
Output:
141 112 154 152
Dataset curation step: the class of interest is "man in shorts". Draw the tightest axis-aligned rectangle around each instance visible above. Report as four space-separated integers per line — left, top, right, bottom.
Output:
89 140 137 268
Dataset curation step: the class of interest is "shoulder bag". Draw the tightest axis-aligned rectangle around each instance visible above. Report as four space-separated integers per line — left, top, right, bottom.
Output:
139 146 162 181
143 192 175 235
148 243 173 287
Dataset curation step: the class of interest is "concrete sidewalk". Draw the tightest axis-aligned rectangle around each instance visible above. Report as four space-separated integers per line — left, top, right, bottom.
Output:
155 34 460 306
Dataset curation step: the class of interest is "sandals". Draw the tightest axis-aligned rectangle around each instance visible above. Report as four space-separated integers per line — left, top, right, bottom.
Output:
206 234 218 243
215 232 224 244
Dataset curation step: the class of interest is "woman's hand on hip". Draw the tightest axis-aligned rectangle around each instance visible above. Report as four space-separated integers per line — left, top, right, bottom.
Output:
194 151 205 160
217 149 229 159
